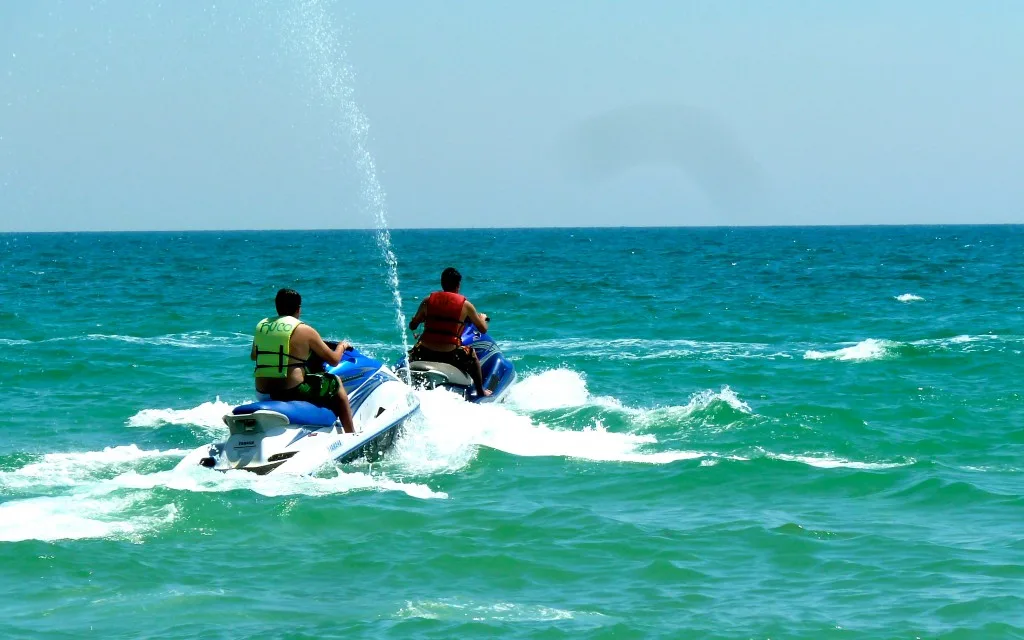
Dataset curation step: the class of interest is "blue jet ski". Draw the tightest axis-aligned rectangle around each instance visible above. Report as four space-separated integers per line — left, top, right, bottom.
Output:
181 347 420 475
396 324 516 403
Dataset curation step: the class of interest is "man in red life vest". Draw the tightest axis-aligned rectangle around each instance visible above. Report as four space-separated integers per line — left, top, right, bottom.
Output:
408 267 493 397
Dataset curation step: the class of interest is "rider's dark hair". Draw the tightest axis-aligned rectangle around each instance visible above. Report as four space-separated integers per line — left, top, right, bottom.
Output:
275 288 301 316
441 267 462 292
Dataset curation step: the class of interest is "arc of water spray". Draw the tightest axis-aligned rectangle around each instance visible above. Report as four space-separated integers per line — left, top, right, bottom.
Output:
284 0 411 381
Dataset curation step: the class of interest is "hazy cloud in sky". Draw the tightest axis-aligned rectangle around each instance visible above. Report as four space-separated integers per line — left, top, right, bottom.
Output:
1 1 1022 231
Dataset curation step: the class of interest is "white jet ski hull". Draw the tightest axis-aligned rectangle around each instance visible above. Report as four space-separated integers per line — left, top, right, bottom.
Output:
180 377 419 475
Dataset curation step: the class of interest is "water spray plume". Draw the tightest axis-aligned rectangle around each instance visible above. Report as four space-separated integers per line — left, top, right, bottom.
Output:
283 0 411 380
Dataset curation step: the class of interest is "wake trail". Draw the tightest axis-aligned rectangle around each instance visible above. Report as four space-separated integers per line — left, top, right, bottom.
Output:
0 445 444 543
0 367 908 545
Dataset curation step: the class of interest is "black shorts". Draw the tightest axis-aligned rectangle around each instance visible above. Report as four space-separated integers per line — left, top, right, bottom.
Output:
269 373 341 408
409 343 475 374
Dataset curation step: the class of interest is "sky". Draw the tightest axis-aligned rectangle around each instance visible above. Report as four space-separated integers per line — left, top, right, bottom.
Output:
1 0 1023 231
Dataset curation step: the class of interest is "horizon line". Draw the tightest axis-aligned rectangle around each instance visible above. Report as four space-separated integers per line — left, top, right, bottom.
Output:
3 222 1023 234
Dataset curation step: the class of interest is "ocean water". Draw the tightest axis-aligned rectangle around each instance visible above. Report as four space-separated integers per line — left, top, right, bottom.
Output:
0 226 1022 639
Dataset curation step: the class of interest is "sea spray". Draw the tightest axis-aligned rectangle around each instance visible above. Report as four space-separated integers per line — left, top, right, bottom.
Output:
281 0 411 377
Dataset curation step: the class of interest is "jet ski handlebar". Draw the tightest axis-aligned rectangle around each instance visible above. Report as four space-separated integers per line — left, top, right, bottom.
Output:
324 340 355 352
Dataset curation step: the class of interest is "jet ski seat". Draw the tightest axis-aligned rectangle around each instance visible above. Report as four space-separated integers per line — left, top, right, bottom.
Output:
232 401 337 427
408 361 474 387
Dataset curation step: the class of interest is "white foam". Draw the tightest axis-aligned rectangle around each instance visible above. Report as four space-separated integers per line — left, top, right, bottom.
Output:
629 348 793 361
0 445 189 490
396 598 604 623
505 369 621 412
960 464 1021 473
2 333 252 349
505 369 591 410
0 494 178 543
631 386 752 429
0 443 444 545
0 446 443 501
127 399 234 434
908 335 1015 354
80 331 251 349
769 453 912 470
912 335 979 347
390 387 706 475
895 293 925 302
804 339 893 362
0 463 442 545
504 338 789 361
112 464 446 501
683 386 751 414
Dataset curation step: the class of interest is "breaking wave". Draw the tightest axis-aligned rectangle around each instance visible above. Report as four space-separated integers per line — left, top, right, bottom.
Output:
127 399 235 435
804 338 894 362
505 368 623 412
391 388 709 475
767 452 913 470
396 598 608 623
0 494 178 543
0 444 188 490
0 443 445 543
504 337 792 361
804 335 1016 362
0 331 252 349
389 370 752 475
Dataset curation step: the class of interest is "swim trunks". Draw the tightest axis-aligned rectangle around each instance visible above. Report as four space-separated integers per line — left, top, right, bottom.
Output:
269 372 341 408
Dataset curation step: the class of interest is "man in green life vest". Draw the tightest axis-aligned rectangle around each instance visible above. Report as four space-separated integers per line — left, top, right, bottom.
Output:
250 288 356 434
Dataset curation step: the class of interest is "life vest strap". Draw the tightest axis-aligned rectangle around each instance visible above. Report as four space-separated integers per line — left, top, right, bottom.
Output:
423 327 459 336
253 347 308 373
253 316 304 379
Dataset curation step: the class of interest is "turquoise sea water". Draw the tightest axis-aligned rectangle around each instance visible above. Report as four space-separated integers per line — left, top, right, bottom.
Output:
1 226 1022 639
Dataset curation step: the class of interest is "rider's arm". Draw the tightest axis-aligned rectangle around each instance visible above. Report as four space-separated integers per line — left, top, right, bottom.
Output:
409 299 427 331
464 301 489 333
250 341 257 361
304 325 348 367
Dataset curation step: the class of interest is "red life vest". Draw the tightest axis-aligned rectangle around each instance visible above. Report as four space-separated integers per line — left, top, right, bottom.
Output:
423 291 466 345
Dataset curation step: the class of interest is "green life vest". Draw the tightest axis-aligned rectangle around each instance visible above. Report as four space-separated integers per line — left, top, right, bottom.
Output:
253 316 305 379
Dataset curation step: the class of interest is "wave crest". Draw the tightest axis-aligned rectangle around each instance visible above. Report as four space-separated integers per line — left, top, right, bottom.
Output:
127 399 235 433
397 598 606 623
505 368 622 412
390 385 708 475
0 495 178 543
805 338 894 362
0 444 189 490
0 442 446 543
768 452 912 470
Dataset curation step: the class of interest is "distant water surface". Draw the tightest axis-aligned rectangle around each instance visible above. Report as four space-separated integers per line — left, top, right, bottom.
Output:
0 226 1022 639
